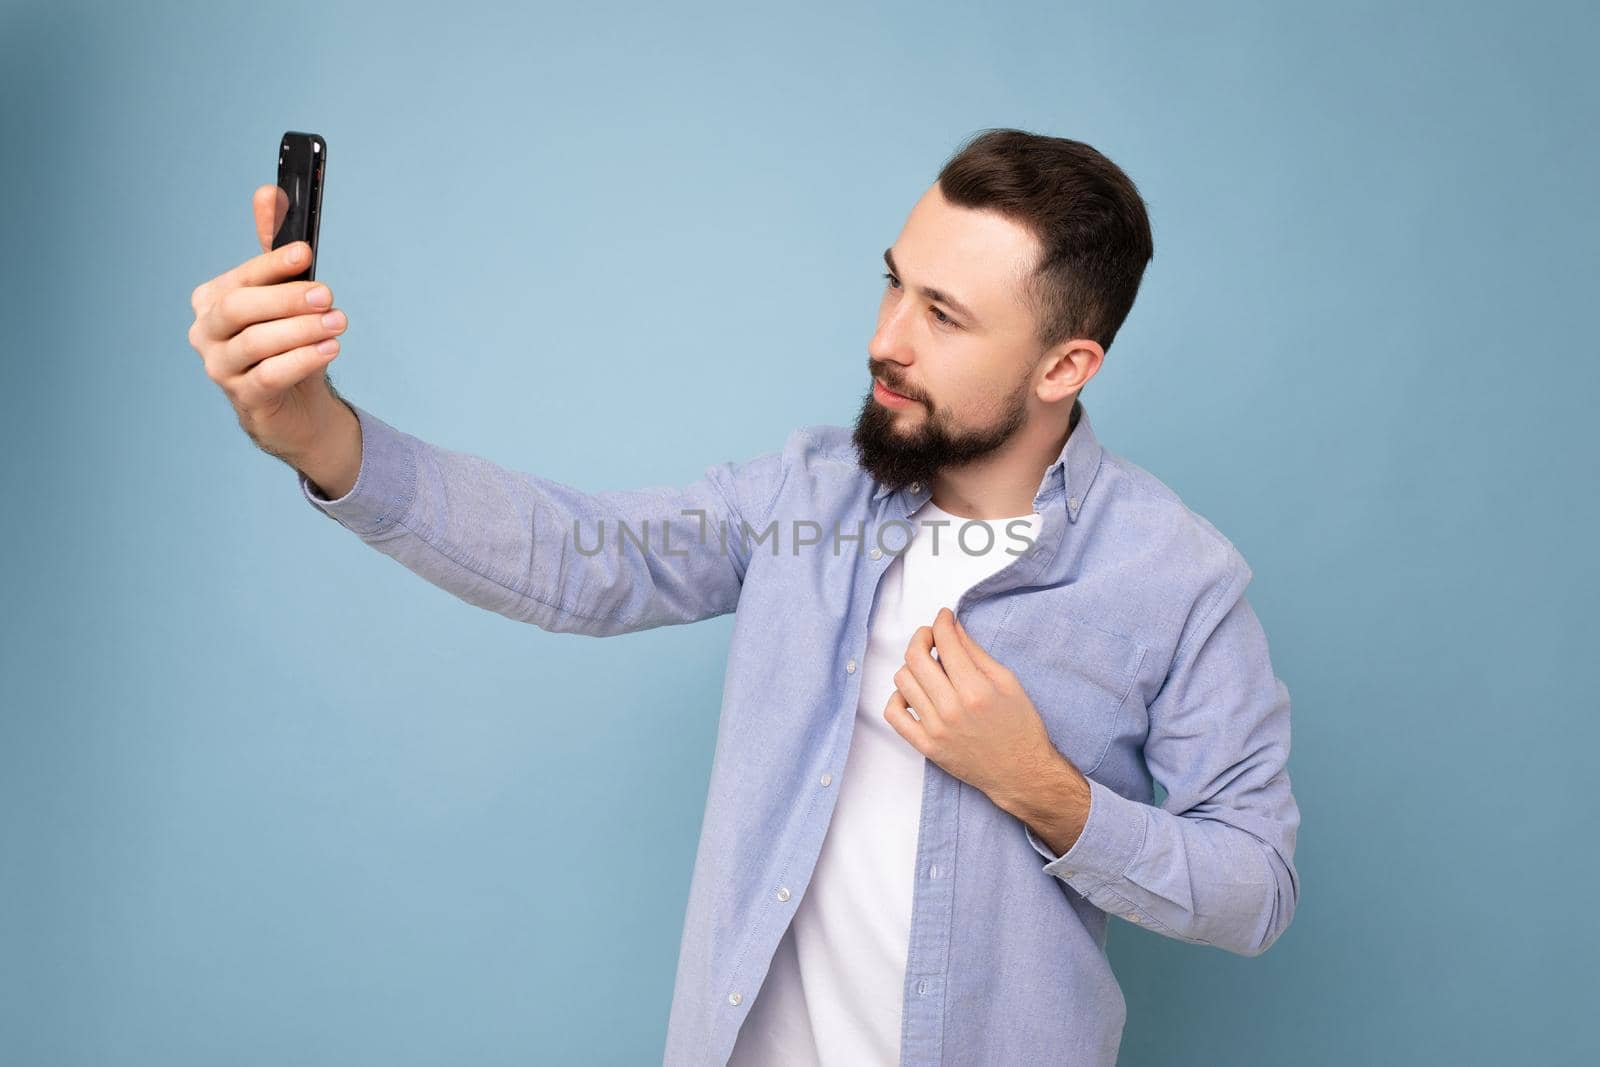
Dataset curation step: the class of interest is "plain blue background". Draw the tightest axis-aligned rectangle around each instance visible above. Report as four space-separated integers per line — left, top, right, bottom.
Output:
3 0 1595 1063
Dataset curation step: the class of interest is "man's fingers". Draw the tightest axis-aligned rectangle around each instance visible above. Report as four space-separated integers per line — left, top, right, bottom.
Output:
896 637 948 730
883 690 930 754
231 339 340 409
904 625 958 712
253 183 290 253
218 308 347 377
187 187 307 320
891 667 937 729
201 279 334 343
931 609 981 685
198 240 312 313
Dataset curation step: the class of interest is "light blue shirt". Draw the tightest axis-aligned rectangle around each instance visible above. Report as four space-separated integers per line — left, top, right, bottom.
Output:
299 398 1301 1065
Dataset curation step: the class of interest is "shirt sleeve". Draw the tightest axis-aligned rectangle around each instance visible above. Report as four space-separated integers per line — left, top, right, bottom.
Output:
297 401 788 637
1024 557 1301 957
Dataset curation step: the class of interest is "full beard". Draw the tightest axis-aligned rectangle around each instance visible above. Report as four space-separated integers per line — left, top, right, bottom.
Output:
850 377 1030 494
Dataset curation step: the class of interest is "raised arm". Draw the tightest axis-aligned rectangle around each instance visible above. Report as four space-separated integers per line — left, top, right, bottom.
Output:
188 186 788 639
299 401 787 637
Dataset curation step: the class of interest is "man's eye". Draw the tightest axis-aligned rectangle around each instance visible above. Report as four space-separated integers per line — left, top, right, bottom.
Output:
881 272 958 328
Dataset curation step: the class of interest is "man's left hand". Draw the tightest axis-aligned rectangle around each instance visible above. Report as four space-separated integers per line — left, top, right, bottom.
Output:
883 606 1063 812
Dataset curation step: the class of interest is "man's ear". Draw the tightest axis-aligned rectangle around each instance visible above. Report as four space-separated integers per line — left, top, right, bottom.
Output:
1037 339 1103 403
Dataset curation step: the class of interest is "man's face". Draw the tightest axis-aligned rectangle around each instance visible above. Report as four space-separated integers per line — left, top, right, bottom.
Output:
852 183 1047 493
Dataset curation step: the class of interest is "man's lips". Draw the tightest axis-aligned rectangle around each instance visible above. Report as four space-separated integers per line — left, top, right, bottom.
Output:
874 378 918 406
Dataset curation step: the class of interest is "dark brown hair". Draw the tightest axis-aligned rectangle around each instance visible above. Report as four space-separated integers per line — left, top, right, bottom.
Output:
937 128 1154 355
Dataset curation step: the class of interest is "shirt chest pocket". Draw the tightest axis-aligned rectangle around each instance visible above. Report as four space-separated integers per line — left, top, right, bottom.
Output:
1006 614 1147 776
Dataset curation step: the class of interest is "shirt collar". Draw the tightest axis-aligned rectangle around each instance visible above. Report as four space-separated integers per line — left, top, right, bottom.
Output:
870 397 1104 523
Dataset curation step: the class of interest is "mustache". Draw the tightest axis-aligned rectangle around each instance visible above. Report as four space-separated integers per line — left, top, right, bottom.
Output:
870 367 922 402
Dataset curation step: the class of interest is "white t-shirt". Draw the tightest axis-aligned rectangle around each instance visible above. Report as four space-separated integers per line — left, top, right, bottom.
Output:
728 499 1041 1065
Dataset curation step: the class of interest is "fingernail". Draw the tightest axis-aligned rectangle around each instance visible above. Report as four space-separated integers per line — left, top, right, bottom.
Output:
306 285 331 306
317 339 339 354
321 310 346 329
287 244 306 265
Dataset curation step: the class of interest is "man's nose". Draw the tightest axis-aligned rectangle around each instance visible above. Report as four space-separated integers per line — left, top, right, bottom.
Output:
869 303 916 365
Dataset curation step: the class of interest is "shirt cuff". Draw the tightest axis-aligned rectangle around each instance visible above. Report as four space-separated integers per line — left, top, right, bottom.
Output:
297 402 420 537
1023 776 1148 892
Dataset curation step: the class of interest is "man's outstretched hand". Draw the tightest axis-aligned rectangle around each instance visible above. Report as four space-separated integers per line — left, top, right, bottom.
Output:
187 185 361 499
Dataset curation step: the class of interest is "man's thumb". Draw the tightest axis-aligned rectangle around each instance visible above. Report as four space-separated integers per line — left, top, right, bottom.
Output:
252 184 289 254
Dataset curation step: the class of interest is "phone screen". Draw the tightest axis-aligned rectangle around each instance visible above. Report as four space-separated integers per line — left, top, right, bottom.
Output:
272 131 326 282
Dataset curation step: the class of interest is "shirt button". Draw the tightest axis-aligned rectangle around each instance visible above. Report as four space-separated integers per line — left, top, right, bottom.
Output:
819 772 833 786
776 886 791 902
728 992 742 1006
845 659 857 674
928 864 940 879
870 547 883 560
1125 913 1141 924
909 482 922 493
1068 496 1080 510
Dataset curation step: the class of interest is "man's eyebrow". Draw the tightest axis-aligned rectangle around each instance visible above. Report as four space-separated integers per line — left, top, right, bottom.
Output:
883 247 981 325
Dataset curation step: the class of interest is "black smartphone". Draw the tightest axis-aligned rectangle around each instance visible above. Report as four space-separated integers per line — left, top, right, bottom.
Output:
271 131 327 282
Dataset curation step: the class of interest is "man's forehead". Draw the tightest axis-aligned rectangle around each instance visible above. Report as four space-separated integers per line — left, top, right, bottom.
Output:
912 186 1032 265
896 206 1036 321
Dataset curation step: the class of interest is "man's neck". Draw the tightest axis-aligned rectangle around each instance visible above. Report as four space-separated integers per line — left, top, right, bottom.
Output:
930 400 1079 520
